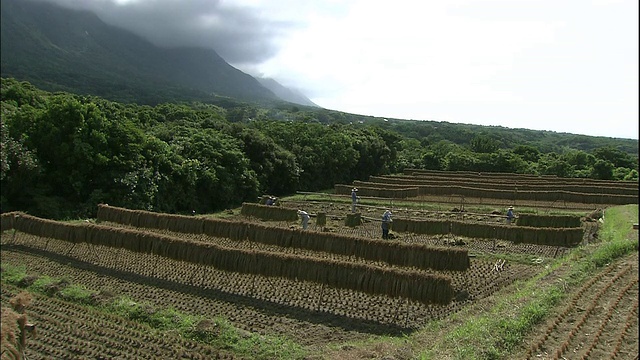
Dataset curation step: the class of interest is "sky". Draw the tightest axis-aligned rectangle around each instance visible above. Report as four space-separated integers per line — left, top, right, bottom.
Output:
41 0 639 140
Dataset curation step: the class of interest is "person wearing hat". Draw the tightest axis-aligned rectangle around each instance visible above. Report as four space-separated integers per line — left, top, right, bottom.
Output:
381 209 393 239
506 206 515 224
351 187 359 213
298 210 310 230
265 196 275 206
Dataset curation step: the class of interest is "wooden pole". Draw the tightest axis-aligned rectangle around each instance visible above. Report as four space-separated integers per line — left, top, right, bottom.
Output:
64 243 76 256
404 299 411 328
151 254 160 277
17 316 27 357
200 267 210 288
10 228 18 245
115 247 123 270
493 227 496 252
87 243 101 263
250 274 256 296
392 297 404 322
7 214 20 245
187 265 200 285
316 283 325 311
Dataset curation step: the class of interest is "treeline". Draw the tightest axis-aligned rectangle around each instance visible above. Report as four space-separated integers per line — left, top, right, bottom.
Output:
1 78 638 219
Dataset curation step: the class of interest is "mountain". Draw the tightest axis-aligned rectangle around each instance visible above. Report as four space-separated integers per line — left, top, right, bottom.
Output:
0 0 296 105
257 78 319 107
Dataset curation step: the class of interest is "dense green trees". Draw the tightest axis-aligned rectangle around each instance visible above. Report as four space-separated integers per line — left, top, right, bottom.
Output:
470 134 500 153
1 78 638 219
229 126 299 195
251 121 360 191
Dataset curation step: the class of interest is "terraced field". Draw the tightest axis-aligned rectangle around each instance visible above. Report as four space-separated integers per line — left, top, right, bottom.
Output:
1 220 541 343
1 170 637 359
1 216 636 359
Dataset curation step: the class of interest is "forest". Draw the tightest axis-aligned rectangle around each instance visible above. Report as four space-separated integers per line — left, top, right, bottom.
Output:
1 77 638 220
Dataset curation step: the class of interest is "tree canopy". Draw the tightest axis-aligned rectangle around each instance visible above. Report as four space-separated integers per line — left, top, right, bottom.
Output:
1 78 638 219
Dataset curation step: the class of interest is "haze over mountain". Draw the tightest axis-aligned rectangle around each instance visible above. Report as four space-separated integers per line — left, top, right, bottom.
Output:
0 0 316 107
257 78 319 108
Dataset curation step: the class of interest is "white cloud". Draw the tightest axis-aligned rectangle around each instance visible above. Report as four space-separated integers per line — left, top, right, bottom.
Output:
38 0 639 139
255 0 638 139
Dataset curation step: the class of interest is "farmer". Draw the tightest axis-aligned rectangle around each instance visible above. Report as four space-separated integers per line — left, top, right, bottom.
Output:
265 196 274 206
298 210 310 230
351 187 359 213
381 209 392 239
506 206 515 224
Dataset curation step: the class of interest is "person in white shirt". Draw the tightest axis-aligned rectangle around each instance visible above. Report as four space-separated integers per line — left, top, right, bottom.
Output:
298 210 310 230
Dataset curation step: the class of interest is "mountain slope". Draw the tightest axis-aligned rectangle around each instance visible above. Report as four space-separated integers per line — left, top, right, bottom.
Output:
0 0 278 105
257 78 319 107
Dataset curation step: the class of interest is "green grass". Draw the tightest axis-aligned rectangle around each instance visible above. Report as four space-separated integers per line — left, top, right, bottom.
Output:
589 237 638 269
107 296 307 359
29 275 56 292
1 263 27 283
598 205 638 243
577 205 638 272
59 284 95 305
110 298 305 359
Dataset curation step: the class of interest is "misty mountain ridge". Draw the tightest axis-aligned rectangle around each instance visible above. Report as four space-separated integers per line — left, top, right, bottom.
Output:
0 0 317 107
257 77 319 108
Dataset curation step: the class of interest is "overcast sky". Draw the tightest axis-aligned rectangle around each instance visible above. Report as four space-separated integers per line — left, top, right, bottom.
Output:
43 0 638 139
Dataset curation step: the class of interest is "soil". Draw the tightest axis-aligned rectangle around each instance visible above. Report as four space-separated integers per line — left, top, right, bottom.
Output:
515 214 640 360
1 202 637 359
